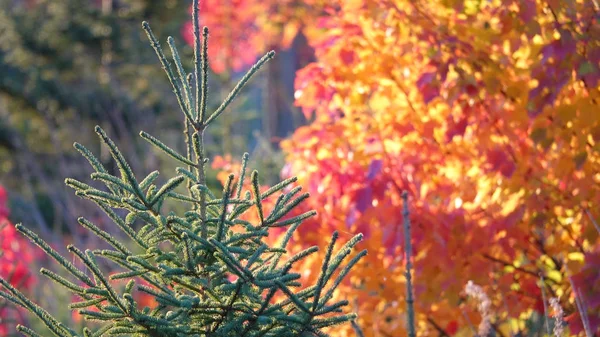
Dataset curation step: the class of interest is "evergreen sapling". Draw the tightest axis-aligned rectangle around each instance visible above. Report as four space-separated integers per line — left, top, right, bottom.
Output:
0 1 367 336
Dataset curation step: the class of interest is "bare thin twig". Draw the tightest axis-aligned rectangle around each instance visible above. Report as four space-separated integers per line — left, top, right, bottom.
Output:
402 191 416 337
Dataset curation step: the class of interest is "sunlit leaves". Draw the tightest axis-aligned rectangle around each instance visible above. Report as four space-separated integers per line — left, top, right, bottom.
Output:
195 0 600 335
275 0 600 335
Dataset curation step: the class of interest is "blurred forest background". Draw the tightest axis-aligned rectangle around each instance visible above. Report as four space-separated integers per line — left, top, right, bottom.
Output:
1 0 599 336
0 0 308 237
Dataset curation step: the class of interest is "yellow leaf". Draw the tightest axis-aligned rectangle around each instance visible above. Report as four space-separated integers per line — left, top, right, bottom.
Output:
505 80 528 102
555 104 576 124
316 147 330 160
567 252 585 262
546 269 562 283
578 100 599 127
554 156 574 178
498 322 515 337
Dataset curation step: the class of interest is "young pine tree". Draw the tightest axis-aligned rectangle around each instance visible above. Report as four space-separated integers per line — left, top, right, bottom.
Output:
0 1 367 336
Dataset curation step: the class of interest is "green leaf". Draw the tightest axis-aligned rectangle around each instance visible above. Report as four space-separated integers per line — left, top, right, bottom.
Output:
578 61 595 76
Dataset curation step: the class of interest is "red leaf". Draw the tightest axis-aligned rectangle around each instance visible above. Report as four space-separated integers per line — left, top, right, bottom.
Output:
446 116 468 141
446 321 459 335
417 72 441 104
486 147 516 178
355 187 373 212
339 48 356 65
416 72 436 89
0 186 7 217
519 0 537 23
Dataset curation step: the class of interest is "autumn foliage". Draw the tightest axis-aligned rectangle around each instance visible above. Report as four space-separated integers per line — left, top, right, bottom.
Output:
0 186 36 335
191 0 600 336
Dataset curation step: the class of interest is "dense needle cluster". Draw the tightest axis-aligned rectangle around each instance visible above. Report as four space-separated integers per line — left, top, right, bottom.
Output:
0 1 366 336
